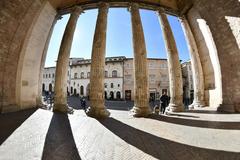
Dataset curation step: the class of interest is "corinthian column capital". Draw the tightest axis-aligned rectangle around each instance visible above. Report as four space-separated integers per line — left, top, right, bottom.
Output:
71 6 83 16
128 3 139 12
156 7 165 15
98 2 109 12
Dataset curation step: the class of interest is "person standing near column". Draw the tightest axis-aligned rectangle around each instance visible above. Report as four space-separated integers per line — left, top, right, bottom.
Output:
157 8 184 113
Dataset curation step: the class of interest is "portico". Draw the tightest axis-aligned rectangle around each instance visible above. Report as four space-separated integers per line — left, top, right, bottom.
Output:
1 0 240 115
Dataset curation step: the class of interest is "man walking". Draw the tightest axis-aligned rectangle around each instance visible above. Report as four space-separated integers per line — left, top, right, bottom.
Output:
160 91 169 114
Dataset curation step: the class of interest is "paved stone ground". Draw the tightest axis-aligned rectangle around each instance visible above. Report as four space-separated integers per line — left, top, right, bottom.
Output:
67 96 158 111
0 100 240 160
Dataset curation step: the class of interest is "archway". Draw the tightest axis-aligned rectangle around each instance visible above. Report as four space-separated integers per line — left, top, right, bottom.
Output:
80 86 84 96
74 88 77 96
49 83 52 92
110 91 114 100
116 91 121 99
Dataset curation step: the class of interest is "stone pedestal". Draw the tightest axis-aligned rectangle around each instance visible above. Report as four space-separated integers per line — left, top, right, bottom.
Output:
129 3 151 117
157 8 184 112
86 3 110 118
180 17 205 109
53 7 83 113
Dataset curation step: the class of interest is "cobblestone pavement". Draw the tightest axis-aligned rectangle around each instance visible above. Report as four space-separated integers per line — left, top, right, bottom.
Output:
67 96 158 111
0 101 240 160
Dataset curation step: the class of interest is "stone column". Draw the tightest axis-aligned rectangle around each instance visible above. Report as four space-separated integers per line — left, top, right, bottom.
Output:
86 2 110 118
157 8 184 112
53 7 83 113
180 17 205 109
129 3 151 117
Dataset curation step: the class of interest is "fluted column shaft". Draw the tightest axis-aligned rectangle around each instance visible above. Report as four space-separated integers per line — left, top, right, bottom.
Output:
53 7 82 113
157 9 184 112
86 3 110 118
180 17 205 108
130 3 151 117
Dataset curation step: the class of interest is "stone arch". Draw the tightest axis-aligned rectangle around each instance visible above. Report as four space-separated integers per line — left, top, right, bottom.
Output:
14 1 56 110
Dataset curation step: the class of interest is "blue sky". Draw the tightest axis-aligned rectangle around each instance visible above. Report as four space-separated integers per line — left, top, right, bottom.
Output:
45 8 189 67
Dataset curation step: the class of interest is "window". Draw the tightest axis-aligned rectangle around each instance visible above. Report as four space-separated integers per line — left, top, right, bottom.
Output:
74 73 78 78
87 72 90 78
118 84 120 87
112 70 117 77
111 83 114 88
46 74 48 78
104 83 107 88
105 71 108 77
52 73 54 78
49 74 51 78
81 72 84 78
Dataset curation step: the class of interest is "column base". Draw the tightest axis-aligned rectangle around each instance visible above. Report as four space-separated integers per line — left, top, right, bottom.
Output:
217 104 235 113
53 104 74 114
189 101 205 109
86 106 110 119
130 106 152 117
165 103 184 114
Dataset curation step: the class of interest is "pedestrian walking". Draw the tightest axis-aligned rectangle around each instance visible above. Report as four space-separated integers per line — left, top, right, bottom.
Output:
160 91 169 114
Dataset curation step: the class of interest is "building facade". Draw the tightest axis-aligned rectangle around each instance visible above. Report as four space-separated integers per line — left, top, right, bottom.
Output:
123 58 169 101
42 56 170 100
70 56 125 99
42 67 56 93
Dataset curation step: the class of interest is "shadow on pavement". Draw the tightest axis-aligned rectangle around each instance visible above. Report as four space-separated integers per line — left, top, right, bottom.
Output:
42 113 81 160
0 108 37 145
185 109 240 114
149 114 240 130
99 117 240 160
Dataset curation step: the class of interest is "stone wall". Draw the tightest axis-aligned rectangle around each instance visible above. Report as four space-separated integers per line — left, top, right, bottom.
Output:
0 0 56 112
187 0 240 112
16 1 56 109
